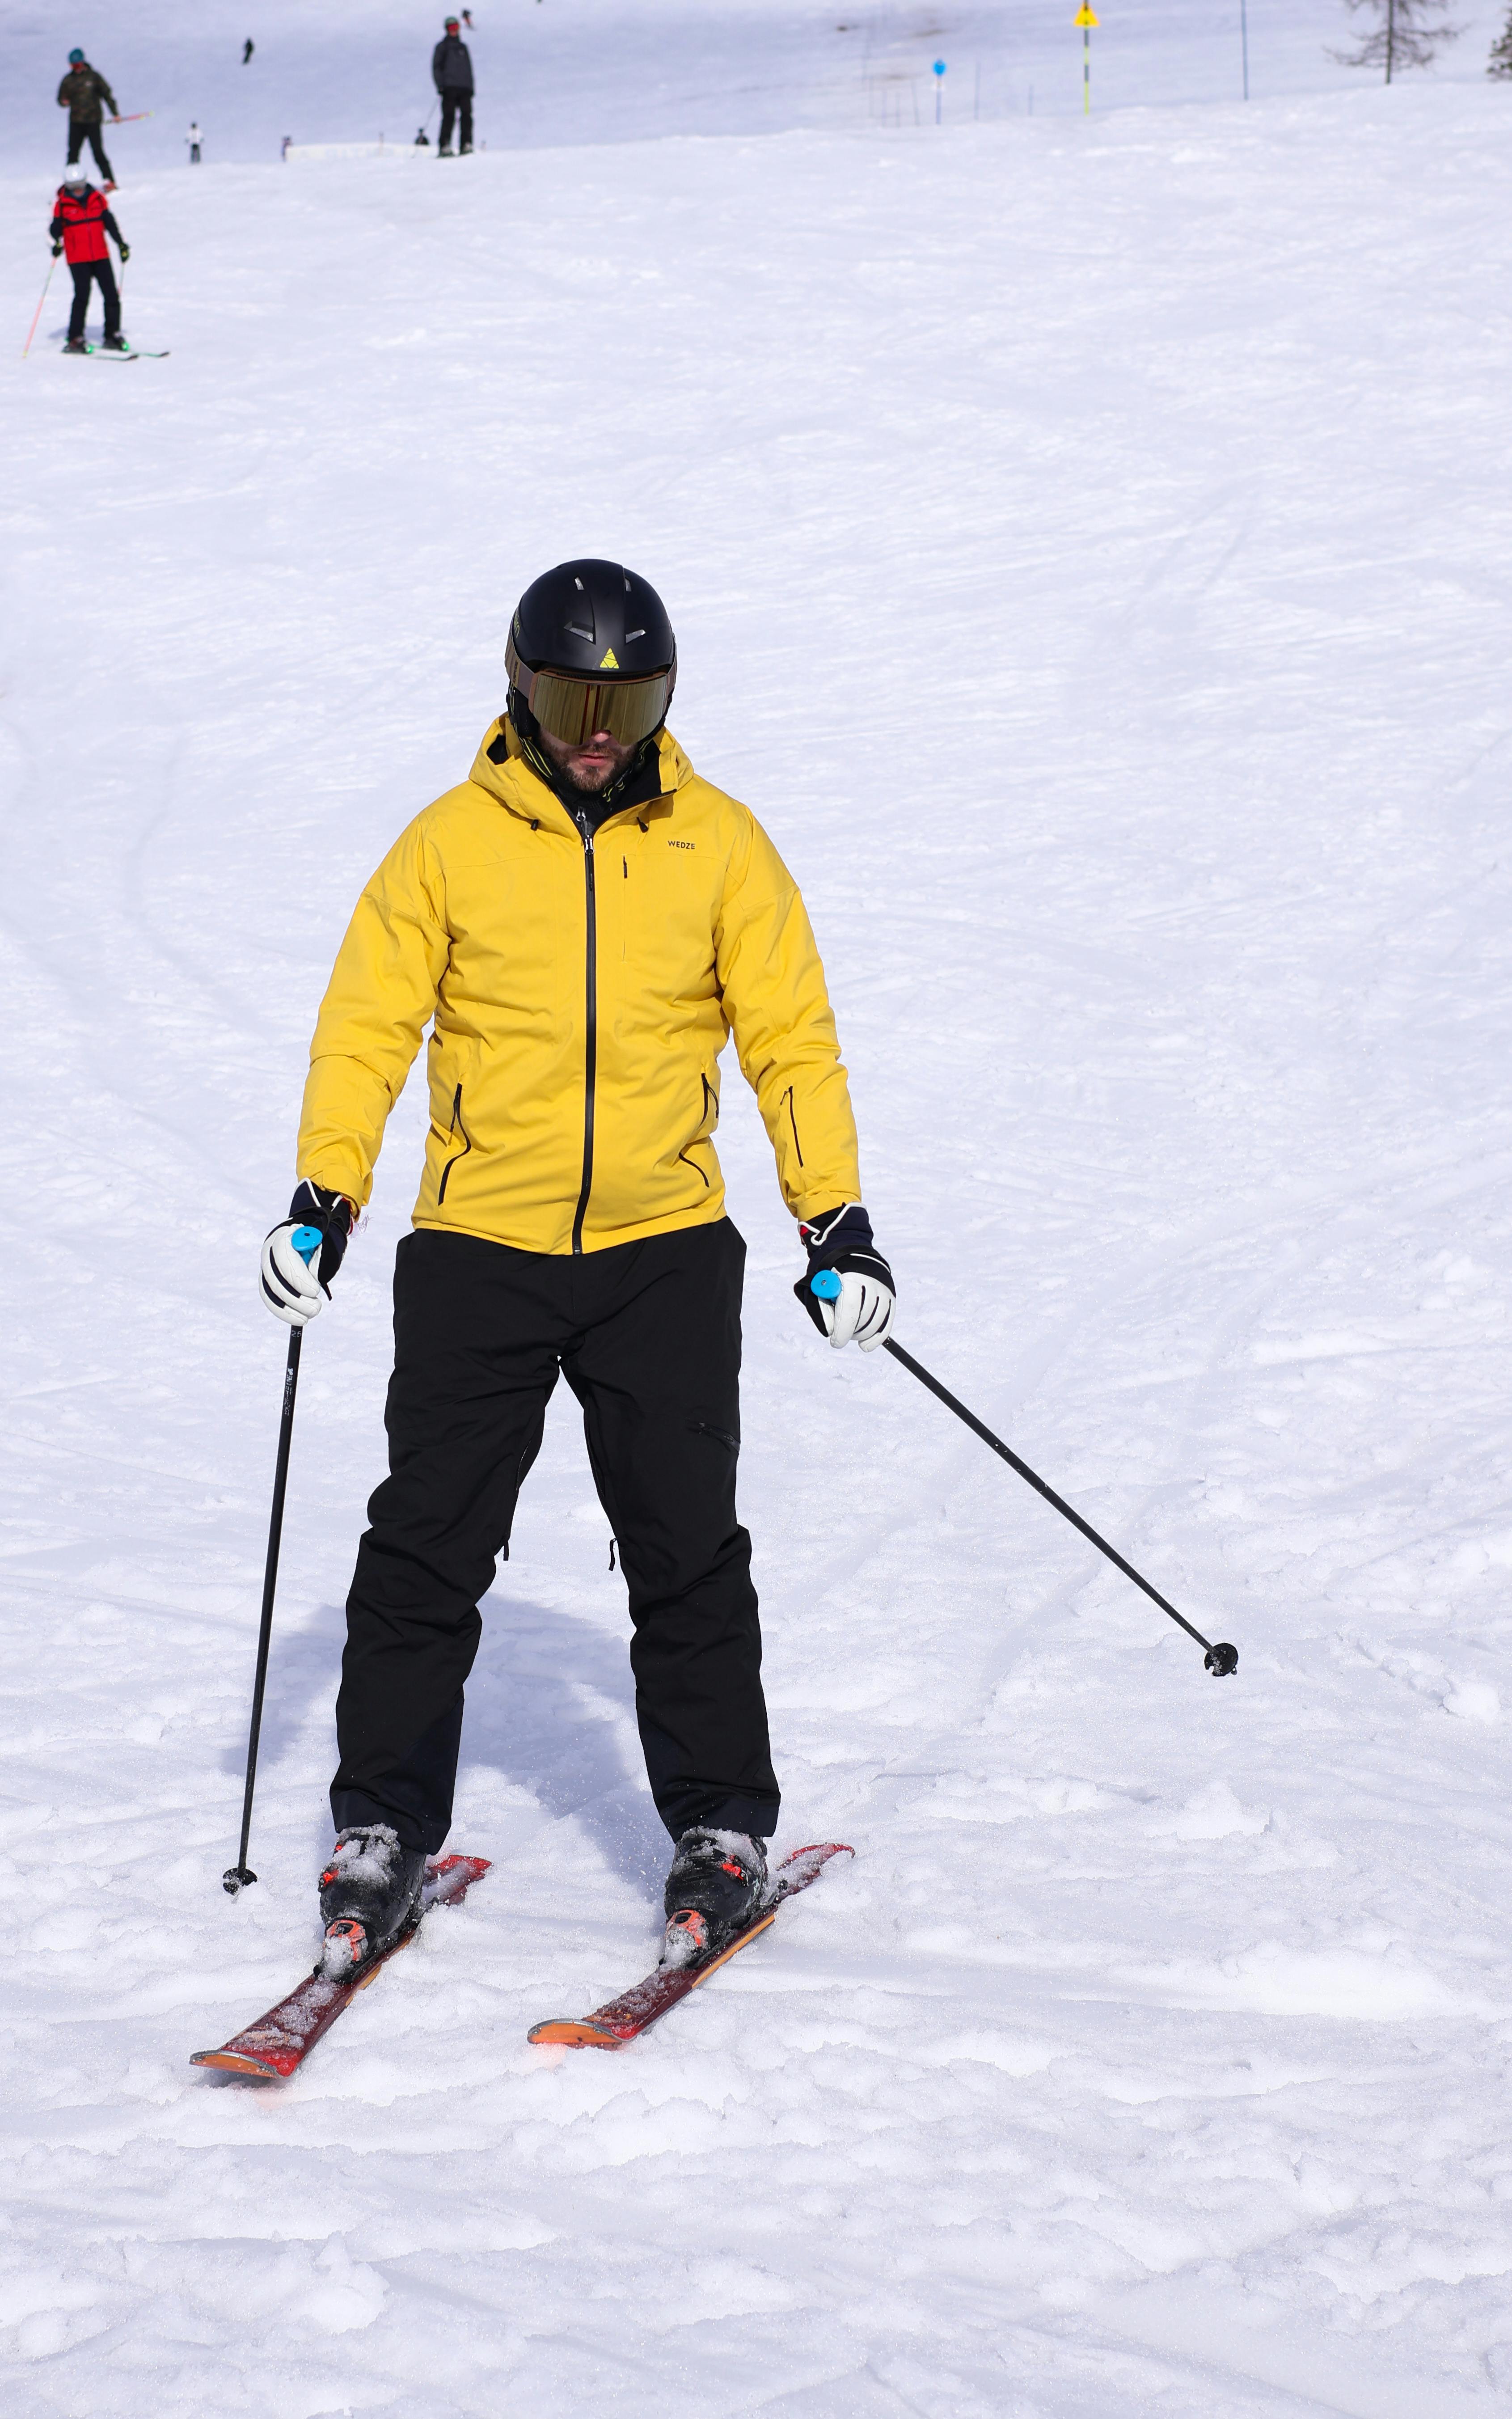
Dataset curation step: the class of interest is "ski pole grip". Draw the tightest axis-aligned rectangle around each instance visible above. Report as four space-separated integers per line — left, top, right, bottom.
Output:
811 1269 842 1301
291 1224 323 1265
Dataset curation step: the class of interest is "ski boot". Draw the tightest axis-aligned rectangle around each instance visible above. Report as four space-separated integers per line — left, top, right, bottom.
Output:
438 144 454 157
317 1823 427 1978
460 141 473 154
63 337 88 354
661 1827 767 1969
102 333 129 351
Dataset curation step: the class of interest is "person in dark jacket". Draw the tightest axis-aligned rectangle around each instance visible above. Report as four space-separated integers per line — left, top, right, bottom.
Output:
57 49 119 186
50 166 130 353
432 17 474 156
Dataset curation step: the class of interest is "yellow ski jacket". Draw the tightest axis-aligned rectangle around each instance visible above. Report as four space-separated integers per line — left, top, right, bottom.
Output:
296 720 863 1255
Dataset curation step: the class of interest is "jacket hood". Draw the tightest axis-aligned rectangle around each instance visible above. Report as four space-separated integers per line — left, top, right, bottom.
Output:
463 716 692 836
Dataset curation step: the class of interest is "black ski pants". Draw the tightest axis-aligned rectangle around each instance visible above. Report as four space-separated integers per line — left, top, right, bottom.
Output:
68 258 119 342
330 1219 779 1855
438 90 473 149
66 122 114 181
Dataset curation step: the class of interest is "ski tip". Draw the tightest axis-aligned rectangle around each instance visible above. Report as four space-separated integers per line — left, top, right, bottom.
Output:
190 2047 282 2080
527 2017 629 2051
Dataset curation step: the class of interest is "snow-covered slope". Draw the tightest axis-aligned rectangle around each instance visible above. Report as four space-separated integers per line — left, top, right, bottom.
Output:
3 0 1509 173
4 10 1512 2413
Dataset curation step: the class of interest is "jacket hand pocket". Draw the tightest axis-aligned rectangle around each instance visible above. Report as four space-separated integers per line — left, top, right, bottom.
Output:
435 1082 473 1205
676 1072 719 1188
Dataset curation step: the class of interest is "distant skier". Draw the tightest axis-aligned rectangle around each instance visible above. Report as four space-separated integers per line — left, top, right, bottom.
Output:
56 48 119 187
258 558 894 1980
187 123 203 163
432 15 474 156
51 165 130 354
243 39 255 65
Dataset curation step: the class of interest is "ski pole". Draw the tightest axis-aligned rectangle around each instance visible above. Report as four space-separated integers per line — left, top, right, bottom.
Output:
224 1226 322 1894
22 254 57 358
808 1273 1237 1675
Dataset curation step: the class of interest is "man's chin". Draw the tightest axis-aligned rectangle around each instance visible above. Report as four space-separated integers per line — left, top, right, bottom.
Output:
565 756 620 792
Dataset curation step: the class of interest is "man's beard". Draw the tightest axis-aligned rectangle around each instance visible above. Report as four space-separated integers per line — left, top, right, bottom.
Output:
561 756 617 793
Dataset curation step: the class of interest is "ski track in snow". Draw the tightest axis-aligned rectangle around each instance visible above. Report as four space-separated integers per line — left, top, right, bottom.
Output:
3 1 1512 2409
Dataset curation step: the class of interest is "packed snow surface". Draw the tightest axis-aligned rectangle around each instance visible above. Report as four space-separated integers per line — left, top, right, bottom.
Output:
4 0 1512 2410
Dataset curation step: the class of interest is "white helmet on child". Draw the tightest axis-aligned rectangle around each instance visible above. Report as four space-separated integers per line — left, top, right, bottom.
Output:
62 165 91 188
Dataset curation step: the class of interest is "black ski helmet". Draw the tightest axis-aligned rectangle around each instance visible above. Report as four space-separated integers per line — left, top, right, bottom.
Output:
507 559 676 750
513 559 675 680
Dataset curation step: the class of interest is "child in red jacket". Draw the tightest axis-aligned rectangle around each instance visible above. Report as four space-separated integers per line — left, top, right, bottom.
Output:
50 165 130 353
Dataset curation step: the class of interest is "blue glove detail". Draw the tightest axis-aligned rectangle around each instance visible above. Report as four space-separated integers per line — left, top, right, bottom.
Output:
286 1180 354 1291
811 1269 842 1301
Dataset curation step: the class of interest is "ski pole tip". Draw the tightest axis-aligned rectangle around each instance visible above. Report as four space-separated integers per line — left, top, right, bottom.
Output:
223 1865 258 1895
1204 1642 1238 1677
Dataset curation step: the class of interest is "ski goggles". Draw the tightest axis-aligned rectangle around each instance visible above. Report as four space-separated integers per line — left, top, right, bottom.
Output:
505 633 675 749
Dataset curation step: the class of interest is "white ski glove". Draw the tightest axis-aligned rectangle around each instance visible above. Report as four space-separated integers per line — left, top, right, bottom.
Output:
794 1203 896 1353
260 1181 354 1326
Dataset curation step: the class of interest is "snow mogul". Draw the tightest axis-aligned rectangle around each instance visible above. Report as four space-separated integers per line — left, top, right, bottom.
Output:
50 164 131 354
260 561 895 1976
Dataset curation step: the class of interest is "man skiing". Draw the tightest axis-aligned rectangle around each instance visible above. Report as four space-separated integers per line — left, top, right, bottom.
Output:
56 48 119 186
260 560 894 1979
431 15 474 155
51 165 130 353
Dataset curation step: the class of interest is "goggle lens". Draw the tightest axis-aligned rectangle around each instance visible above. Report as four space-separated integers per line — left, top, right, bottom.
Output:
507 634 672 748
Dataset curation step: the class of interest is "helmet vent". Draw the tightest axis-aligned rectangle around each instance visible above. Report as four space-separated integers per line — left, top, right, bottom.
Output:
565 622 593 640
626 628 646 642
573 577 585 592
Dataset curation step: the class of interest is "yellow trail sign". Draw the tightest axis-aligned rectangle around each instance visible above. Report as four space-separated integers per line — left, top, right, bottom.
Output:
1073 5 1099 25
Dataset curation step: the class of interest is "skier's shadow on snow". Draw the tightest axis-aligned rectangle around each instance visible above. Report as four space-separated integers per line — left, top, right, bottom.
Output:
221 1585 664 1901
461 1588 667 1898
215 1602 343 1790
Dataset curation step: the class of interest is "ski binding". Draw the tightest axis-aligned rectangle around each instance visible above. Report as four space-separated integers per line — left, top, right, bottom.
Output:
528 1841 852 2050
192 1851 489 2081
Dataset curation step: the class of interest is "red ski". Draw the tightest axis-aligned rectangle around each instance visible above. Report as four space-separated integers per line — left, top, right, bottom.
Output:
528 1842 852 2050
191 1852 490 2081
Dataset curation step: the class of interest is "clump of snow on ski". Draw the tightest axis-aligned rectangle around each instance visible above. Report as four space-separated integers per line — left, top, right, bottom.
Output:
528 1843 852 2049
191 1853 489 2081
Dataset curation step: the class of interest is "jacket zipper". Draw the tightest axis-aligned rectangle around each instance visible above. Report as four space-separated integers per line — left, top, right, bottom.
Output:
571 816 597 1253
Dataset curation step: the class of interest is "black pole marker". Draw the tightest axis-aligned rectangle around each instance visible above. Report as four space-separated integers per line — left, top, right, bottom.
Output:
224 1228 321 1893
808 1275 1237 1676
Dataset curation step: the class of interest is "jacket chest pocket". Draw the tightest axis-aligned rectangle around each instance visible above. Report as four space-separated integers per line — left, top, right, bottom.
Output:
616 837 718 990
